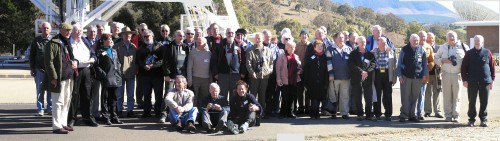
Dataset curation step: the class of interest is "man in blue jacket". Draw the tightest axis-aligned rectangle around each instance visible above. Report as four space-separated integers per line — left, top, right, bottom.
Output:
366 25 395 51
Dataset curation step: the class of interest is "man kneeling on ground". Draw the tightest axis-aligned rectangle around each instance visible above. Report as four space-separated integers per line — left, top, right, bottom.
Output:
201 83 230 133
165 75 198 133
227 80 262 134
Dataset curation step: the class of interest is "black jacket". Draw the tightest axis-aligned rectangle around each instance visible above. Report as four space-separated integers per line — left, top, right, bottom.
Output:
229 93 263 118
348 49 376 84
302 53 329 99
95 47 122 88
162 40 190 78
136 41 164 77
210 38 248 78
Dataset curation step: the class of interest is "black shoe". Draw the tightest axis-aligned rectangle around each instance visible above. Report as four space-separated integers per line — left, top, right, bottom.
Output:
52 128 69 134
288 114 297 119
127 112 136 118
376 116 382 120
63 126 74 131
418 116 425 120
104 120 112 125
175 120 183 131
385 117 392 121
409 117 420 122
399 118 406 122
111 119 124 124
480 121 488 127
84 120 99 127
141 113 152 118
342 115 349 119
186 122 197 133
330 115 337 119
117 112 124 118
214 120 224 133
424 113 431 117
137 105 144 109
435 114 444 118
357 116 364 121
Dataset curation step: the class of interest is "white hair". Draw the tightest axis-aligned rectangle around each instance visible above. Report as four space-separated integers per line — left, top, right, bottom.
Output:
357 36 366 41
372 25 382 31
160 24 170 30
446 31 458 41
410 34 420 40
281 28 291 36
474 35 485 46
40 22 51 28
209 83 220 90
185 27 195 33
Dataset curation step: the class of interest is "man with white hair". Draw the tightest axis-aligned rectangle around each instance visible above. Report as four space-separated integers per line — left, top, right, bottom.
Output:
67 22 98 127
187 37 211 108
366 25 395 51
110 22 122 42
30 22 53 116
157 24 172 46
372 37 397 121
462 35 495 127
434 31 469 122
201 83 229 133
416 30 435 120
396 34 428 122
184 27 196 51
424 32 444 118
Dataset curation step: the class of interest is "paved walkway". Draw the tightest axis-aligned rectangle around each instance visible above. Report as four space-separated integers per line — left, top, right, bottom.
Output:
0 74 499 141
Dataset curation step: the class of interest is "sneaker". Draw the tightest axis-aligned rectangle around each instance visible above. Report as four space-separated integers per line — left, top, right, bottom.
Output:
158 117 166 123
239 122 249 133
480 121 488 127
435 114 444 118
35 111 44 116
445 117 453 122
467 121 475 127
226 120 239 134
424 113 431 117
175 120 183 131
385 117 392 121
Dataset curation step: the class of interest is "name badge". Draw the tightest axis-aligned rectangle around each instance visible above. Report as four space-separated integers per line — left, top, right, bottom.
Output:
417 55 422 62
162 41 168 45
101 52 107 56
180 50 186 55
326 51 332 58
364 59 370 64
243 100 248 105
204 59 209 63
311 55 316 60
345 56 349 60
379 66 385 73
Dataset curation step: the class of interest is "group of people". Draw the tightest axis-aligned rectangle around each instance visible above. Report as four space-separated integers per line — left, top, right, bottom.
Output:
30 21 495 135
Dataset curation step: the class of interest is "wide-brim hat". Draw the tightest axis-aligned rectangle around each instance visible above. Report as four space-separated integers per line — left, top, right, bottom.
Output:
120 26 135 35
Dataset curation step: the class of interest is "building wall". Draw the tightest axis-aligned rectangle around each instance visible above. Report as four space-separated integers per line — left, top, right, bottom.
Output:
465 26 499 53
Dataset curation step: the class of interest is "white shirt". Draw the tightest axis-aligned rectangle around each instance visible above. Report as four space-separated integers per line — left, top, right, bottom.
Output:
71 37 91 68
372 39 378 51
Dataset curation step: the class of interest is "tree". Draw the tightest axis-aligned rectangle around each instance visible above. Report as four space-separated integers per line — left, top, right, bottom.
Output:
273 19 303 40
295 4 302 15
336 3 354 16
233 0 254 31
112 8 137 30
375 13 406 34
405 21 425 42
247 2 279 26
0 0 42 54
312 13 348 37
131 2 184 38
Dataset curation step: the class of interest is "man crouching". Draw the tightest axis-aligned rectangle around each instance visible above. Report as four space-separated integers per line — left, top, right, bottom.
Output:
165 75 198 133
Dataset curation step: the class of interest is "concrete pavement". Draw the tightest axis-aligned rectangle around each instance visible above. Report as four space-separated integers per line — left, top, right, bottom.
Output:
0 75 499 141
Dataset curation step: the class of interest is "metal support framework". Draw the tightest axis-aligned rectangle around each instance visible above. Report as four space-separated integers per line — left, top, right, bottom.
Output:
31 0 239 35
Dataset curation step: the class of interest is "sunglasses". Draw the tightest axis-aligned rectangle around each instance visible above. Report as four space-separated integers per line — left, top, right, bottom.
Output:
186 33 194 35
161 30 169 32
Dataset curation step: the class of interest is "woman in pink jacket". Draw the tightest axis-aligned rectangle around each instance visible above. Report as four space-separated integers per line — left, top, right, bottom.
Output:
276 41 302 119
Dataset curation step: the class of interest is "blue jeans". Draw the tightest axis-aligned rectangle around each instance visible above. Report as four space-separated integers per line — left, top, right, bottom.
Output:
118 78 135 112
417 83 427 116
35 69 52 112
168 107 198 126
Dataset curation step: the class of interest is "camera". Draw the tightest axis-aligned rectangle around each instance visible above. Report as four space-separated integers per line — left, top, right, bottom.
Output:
449 55 457 66
255 56 264 73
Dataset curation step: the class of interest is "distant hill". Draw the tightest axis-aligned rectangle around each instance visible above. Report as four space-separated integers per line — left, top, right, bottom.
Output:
331 0 459 23
398 14 456 24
